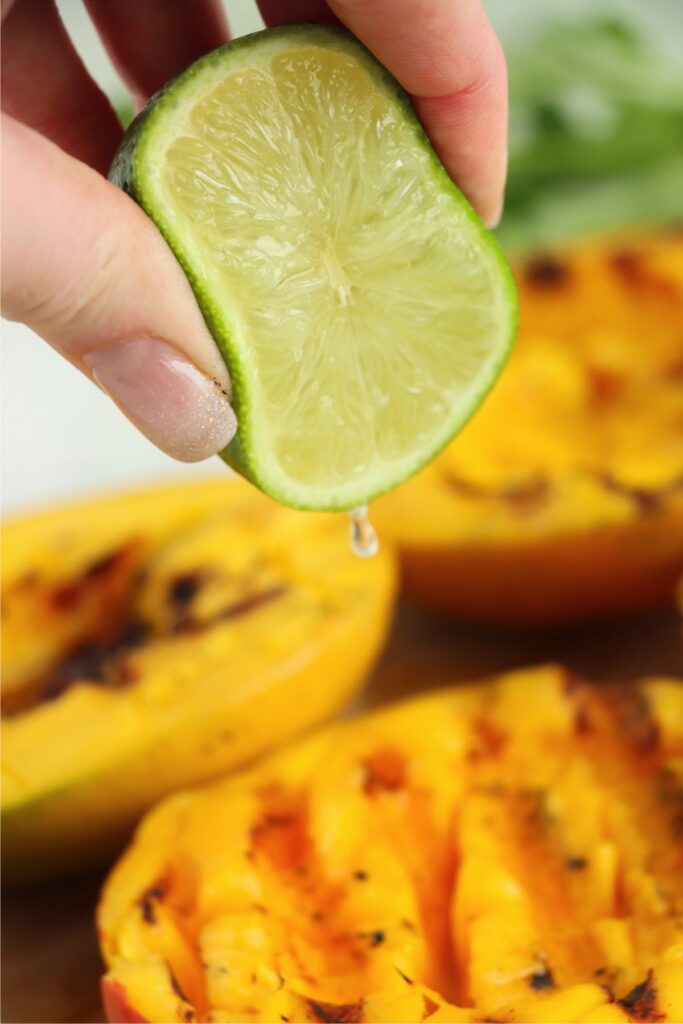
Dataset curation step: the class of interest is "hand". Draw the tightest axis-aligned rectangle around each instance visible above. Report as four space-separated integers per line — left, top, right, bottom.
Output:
1 0 236 461
1 0 507 463
258 0 508 228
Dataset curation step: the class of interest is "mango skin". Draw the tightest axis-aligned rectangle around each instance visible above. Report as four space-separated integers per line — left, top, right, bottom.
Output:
396 511 683 623
102 980 148 1024
1 480 395 881
99 666 683 1023
375 229 683 623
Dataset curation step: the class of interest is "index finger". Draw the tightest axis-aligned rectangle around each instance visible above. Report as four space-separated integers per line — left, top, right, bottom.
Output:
258 0 507 227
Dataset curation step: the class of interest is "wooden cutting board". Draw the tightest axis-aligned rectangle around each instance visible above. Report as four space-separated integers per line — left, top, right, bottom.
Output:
3 601 682 1024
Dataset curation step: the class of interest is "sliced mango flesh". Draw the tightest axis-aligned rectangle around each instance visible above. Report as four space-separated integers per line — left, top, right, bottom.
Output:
1 481 395 879
99 666 683 1022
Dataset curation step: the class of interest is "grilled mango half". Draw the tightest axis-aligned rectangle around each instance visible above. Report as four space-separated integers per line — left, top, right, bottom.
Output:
99 666 683 1023
1 481 395 880
375 230 683 622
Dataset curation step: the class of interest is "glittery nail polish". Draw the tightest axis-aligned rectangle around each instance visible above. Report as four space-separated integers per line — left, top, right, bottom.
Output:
84 337 236 462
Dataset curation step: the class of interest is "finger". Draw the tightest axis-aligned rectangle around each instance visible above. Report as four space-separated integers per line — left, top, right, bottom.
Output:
257 0 337 26
1 116 236 462
326 0 508 227
1 0 122 173
84 0 229 101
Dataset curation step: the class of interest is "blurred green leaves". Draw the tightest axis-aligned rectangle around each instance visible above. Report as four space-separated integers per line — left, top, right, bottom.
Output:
113 96 134 129
498 16 683 249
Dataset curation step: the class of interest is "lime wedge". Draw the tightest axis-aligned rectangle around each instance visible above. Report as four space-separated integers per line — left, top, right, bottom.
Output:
111 25 517 511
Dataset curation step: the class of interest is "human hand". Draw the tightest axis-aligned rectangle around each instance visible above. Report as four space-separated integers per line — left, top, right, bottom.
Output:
1 0 236 461
258 0 508 227
1 0 507 462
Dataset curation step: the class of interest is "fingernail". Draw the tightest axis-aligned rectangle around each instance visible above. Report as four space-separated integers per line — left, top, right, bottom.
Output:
484 196 504 230
84 338 237 462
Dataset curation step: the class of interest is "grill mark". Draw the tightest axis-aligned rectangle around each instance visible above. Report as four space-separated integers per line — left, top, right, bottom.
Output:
167 572 206 608
250 805 366 984
168 967 191 1006
476 773 606 987
3 542 145 716
137 881 168 925
524 254 571 287
363 748 407 796
443 470 682 518
445 475 551 509
84 549 131 580
468 719 508 761
572 687 683 941
507 786 602 978
1 619 149 718
529 966 555 990
49 543 140 612
362 744 460 1004
597 472 683 516
50 580 86 612
171 584 286 635
610 248 679 300
306 999 364 1023
617 971 664 1022
565 856 589 871
5 576 285 717
249 784 426 1006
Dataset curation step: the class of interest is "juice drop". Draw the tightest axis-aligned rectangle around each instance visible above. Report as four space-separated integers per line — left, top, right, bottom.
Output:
349 505 379 558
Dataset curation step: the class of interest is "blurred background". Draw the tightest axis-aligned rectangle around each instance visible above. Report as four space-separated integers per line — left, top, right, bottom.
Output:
3 0 683 515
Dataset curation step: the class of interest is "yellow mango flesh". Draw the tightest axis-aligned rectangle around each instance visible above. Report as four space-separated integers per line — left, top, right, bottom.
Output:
1 481 395 879
375 230 683 622
99 666 683 1022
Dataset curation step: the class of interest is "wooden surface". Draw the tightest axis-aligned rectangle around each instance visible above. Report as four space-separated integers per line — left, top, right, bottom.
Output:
3 601 682 1024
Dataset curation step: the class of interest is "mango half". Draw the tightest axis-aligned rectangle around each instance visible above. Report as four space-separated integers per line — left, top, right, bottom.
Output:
99 665 683 1023
1 481 395 880
375 229 683 623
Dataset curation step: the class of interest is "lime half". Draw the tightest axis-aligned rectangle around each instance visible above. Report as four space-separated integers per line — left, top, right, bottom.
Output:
111 25 517 511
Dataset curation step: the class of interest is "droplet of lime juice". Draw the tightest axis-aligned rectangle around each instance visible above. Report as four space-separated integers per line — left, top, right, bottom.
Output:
349 505 379 558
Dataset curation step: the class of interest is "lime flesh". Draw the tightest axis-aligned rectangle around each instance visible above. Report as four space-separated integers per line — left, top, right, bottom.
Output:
111 26 517 510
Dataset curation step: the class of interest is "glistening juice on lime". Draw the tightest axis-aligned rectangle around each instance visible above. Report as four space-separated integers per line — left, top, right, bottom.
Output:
110 25 517 512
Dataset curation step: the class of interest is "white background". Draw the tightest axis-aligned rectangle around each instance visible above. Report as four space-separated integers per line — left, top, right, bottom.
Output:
3 0 681 515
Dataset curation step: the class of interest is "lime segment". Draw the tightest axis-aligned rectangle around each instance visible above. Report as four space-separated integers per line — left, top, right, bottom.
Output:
111 26 517 510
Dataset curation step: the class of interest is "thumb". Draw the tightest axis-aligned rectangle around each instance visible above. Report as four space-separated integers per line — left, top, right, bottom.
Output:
1 114 236 462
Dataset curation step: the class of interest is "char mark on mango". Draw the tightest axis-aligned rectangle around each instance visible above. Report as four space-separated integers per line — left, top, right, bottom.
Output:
306 998 364 1023
529 966 555 991
524 254 571 287
363 748 406 796
618 971 665 1022
137 880 168 925
171 584 286 635
597 471 683 516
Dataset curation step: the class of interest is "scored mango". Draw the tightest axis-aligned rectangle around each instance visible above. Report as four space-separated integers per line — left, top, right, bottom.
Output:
1 480 395 880
375 229 683 623
99 666 683 1023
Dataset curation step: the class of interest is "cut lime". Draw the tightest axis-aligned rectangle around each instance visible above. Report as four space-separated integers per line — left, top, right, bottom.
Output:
111 25 517 511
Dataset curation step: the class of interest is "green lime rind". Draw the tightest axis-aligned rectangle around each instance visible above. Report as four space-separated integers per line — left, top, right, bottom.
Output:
110 24 517 512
